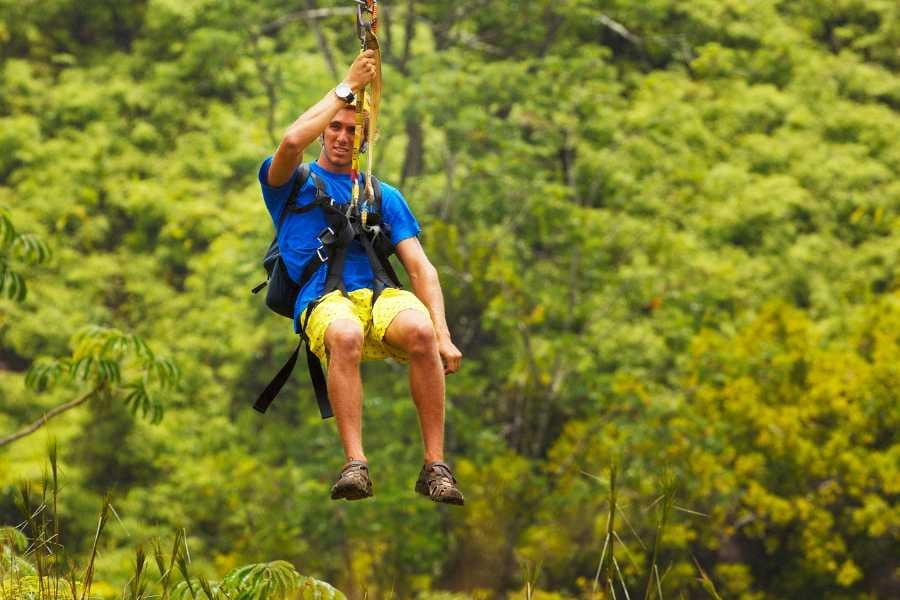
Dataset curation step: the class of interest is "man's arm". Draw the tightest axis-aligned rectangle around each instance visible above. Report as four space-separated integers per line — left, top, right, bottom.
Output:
395 237 463 374
267 50 377 187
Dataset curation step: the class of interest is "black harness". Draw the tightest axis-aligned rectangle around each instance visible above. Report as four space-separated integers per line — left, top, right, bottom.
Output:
253 164 402 418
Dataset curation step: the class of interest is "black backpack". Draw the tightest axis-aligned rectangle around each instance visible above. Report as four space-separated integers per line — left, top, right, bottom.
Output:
251 164 311 318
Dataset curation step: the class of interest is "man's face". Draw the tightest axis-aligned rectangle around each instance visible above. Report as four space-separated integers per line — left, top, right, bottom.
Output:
320 108 360 172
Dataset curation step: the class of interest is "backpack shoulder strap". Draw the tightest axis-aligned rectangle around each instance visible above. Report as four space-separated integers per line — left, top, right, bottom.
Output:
310 171 328 196
276 163 311 231
290 170 348 217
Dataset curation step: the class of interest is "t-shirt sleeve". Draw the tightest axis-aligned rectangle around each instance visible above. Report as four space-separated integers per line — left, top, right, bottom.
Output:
258 156 300 228
381 184 420 245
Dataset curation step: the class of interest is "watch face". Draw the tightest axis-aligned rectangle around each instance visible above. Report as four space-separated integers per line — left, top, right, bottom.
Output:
336 83 352 99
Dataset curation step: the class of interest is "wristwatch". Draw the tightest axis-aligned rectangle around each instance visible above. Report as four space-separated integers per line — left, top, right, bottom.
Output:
334 82 355 104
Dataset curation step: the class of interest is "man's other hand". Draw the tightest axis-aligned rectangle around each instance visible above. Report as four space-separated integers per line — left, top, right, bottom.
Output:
438 338 462 374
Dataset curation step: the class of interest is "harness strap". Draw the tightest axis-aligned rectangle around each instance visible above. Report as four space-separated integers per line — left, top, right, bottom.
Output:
300 298 332 419
252 300 333 419
283 164 311 217
357 228 394 303
252 337 303 414
306 347 332 419
365 176 403 289
323 242 349 297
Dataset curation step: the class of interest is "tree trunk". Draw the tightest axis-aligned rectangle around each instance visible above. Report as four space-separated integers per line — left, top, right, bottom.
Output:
401 116 424 186
305 0 339 80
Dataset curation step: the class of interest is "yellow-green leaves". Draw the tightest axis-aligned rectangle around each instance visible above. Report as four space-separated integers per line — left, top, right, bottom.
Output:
0 206 50 303
216 561 345 600
24 326 178 424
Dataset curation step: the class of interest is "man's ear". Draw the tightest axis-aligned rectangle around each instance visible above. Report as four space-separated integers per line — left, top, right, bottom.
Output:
319 133 325 145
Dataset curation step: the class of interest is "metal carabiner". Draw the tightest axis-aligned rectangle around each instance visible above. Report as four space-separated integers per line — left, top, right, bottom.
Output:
354 0 377 47
355 0 371 47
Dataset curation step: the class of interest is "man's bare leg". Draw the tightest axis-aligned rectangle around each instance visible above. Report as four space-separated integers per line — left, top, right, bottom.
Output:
383 310 445 463
324 319 367 463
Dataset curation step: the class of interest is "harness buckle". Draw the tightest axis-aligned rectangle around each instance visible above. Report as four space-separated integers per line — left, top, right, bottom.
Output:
316 246 329 263
317 226 337 245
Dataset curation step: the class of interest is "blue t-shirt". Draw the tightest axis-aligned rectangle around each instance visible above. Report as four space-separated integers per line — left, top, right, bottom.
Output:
258 158 420 330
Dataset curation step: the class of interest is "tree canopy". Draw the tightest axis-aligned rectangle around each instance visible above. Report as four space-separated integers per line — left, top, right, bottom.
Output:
1 1 898 598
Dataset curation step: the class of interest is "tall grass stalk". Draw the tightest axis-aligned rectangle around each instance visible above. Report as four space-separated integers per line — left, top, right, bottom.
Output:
520 559 541 600
643 479 676 600
67 570 78 600
79 494 111 600
693 557 723 599
197 574 216 600
126 546 148 600
49 441 60 600
19 480 49 598
157 527 193 600
2 449 350 600
592 461 626 600
5 449 109 600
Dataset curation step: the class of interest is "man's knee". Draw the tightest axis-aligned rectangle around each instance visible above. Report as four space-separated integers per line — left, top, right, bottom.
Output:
326 320 364 362
403 317 437 358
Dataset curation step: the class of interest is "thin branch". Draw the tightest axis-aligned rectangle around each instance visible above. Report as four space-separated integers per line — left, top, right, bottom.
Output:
440 147 455 220
450 31 502 55
401 0 415 74
305 0 339 80
248 34 280 147
0 390 95 448
256 6 357 37
597 14 642 45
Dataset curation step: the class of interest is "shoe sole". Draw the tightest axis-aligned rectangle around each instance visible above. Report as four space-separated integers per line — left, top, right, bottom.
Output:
415 481 464 505
331 481 373 501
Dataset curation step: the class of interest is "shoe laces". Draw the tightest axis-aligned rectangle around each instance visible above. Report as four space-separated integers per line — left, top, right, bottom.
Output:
341 460 369 476
425 461 456 484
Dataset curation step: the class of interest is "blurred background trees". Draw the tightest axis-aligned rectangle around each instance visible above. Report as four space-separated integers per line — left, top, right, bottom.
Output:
1 0 897 598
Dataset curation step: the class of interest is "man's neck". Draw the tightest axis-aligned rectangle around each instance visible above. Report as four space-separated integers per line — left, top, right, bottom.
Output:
316 155 352 175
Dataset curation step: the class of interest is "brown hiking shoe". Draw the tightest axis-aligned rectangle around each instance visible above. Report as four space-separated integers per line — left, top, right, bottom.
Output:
415 461 465 505
330 460 373 501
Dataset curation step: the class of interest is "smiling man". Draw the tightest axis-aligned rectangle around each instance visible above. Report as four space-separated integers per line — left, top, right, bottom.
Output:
258 50 465 505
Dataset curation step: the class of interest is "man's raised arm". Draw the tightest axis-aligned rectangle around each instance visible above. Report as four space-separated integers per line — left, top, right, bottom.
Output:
267 50 377 187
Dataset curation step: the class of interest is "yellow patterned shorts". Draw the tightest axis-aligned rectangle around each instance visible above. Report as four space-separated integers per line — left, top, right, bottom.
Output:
300 288 431 369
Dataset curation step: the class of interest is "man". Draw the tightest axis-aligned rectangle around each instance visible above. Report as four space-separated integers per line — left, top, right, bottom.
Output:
258 50 465 505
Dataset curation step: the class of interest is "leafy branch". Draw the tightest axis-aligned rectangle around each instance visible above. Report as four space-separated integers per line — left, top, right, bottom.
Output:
0 206 51 303
0 326 179 448
171 559 345 600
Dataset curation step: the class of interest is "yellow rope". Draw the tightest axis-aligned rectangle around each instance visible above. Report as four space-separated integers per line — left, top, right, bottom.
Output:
350 86 366 212
362 29 381 226
349 0 380 226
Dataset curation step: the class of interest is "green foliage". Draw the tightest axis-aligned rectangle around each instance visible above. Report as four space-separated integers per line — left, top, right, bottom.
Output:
1 452 345 600
222 561 343 600
1 0 899 598
0 526 33 582
0 206 50 303
24 326 178 423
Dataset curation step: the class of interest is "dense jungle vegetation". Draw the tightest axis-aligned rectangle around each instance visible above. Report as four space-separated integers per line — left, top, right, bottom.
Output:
1 0 898 598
